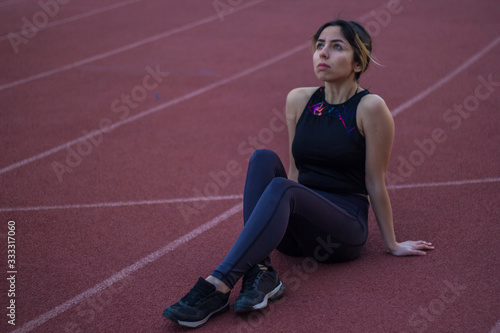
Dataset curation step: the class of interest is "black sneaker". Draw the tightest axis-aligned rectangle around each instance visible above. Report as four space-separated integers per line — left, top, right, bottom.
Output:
163 277 230 328
233 265 285 313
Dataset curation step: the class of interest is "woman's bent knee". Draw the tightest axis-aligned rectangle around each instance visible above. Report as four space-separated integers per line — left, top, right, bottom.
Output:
249 149 279 164
268 177 295 191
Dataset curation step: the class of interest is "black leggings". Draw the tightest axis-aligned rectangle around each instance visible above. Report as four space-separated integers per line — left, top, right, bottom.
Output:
211 149 369 289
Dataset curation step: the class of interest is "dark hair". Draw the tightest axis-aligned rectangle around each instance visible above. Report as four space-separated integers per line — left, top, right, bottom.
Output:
312 20 373 80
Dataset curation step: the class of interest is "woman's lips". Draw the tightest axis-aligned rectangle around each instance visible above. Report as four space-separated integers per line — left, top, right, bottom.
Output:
317 63 331 69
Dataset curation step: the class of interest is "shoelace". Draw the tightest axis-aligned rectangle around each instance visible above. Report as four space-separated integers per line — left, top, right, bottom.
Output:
181 284 207 306
242 267 264 292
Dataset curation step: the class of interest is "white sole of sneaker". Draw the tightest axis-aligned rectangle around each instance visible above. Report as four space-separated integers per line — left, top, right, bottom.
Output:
176 300 230 328
240 281 285 312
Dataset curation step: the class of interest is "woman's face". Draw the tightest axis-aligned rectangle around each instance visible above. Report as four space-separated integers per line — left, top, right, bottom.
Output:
313 25 361 83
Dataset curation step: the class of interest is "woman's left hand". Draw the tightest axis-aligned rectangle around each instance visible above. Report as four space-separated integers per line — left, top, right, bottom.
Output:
389 240 434 256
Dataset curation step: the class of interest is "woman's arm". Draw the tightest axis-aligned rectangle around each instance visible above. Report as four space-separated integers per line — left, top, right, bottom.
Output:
359 95 434 256
285 87 316 182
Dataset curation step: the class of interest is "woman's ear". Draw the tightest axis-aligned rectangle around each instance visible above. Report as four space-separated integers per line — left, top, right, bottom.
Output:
353 61 363 74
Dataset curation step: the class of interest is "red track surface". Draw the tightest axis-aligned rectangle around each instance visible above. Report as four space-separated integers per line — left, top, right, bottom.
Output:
1 0 499 332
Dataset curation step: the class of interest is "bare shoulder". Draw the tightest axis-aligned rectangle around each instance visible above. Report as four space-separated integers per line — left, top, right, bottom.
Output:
357 93 394 135
358 94 390 115
287 87 318 104
286 87 318 121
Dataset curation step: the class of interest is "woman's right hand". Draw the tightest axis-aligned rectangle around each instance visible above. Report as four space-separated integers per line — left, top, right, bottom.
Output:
389 240 434 256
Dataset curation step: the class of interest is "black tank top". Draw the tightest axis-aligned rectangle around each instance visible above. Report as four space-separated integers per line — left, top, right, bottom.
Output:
292 87 370 194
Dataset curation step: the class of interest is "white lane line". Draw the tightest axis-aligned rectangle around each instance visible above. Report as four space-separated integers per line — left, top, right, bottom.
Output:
0 194 244 212
0 0 144 41
0 41 308 175
2 177 498 213
387 177 500 190
0 0 31 8
391 35 500 116
10 202 244 333
0 0 266 91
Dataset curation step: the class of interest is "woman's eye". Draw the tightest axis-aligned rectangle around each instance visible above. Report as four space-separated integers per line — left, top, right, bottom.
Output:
333 44 342 50
316 43 324 50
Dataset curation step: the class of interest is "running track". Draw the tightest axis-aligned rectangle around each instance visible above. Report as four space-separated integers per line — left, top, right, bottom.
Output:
1 0 499 332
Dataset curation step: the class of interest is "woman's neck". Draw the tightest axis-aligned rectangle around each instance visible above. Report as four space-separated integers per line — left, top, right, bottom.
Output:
323 80 360 104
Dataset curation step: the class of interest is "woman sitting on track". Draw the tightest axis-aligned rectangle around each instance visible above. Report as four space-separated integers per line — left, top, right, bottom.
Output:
163 19 434 328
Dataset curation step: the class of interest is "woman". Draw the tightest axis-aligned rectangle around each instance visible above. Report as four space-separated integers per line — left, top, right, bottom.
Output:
163 19 434 328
